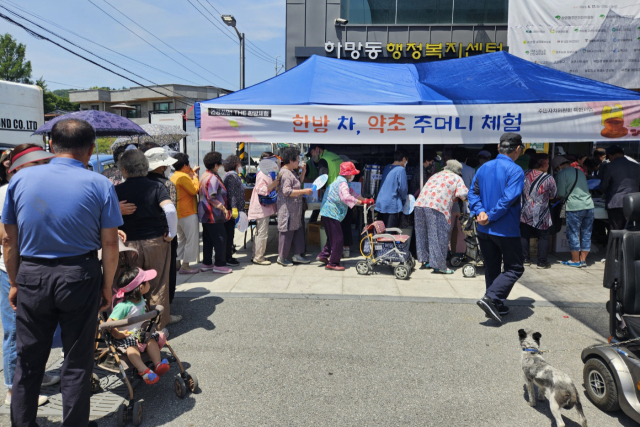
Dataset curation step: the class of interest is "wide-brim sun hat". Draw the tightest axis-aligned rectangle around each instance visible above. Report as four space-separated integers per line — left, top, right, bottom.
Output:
112 267 157 307
145 147 177 170
339 161 360 176
551 155 570 170
8 147 54 173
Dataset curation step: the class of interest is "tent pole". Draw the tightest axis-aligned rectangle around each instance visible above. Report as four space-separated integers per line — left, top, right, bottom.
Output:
95 140 100 172
197 128 200 168
420 144 424 189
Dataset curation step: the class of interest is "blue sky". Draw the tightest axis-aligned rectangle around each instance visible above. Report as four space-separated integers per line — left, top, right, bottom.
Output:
0 0 285 92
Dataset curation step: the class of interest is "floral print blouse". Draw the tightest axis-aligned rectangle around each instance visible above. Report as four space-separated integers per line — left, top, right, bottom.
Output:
415 170 468 224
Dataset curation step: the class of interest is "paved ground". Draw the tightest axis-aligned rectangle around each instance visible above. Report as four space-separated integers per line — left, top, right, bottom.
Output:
12 298 635 427
0 225 623 426
175 224 608 307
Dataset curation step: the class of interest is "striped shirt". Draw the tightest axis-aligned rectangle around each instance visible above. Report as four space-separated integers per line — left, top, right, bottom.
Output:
520 170 557 230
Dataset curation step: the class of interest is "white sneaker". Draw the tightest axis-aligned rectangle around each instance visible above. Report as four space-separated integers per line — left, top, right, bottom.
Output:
292 255 310 264
42 373 60 387
4 392 48 406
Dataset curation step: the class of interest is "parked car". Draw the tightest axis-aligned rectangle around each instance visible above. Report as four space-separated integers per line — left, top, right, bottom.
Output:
88 154 114 173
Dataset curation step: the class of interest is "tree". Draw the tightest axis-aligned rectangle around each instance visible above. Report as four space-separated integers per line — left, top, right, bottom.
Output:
35 78 80 113
96 138 114 154
0 33 32 83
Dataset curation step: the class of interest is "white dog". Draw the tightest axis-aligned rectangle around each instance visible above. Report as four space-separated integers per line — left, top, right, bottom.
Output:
518 329 587 427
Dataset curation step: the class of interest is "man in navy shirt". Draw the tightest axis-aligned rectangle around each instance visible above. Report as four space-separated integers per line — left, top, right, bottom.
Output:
468 133 525 324
3 119 122 426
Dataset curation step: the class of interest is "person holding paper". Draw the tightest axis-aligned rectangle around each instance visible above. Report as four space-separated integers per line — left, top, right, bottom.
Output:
317 162 365 271
248 152 280 265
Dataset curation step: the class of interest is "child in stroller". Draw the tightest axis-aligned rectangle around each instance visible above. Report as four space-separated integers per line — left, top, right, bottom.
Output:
108 267 170 385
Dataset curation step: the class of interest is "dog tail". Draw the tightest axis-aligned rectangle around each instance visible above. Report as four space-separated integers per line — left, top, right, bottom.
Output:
575 394 588 427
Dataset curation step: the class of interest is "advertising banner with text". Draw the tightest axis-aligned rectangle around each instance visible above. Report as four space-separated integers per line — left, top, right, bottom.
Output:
508 0 640 89
200 101 640 145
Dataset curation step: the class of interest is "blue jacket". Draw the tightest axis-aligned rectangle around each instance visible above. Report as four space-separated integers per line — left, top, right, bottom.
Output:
468 154 524 237
375 165 408 214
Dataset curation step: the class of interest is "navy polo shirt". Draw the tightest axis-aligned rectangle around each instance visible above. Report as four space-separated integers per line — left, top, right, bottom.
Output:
2 157 123 258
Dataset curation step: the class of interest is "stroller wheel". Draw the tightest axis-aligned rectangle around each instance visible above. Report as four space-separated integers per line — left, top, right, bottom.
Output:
450 256 463 267
117 403 127 427
356 261 371 275
186 372 199 393
462 264 476 278
174 375 187 399
394 265 410 280
132 401 143 426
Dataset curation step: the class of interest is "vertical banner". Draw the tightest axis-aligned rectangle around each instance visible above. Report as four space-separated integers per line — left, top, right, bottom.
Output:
508 0 640 89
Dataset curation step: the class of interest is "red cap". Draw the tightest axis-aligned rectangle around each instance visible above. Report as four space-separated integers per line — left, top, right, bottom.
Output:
339 161 360 176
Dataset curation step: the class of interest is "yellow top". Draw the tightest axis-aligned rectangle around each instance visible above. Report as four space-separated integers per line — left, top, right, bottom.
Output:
170 171 199 218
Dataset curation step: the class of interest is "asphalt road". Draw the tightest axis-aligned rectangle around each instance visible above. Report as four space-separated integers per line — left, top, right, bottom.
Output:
13 296 638 427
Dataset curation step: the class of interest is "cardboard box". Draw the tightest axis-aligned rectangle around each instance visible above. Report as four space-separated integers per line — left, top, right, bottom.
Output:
307 222 326 247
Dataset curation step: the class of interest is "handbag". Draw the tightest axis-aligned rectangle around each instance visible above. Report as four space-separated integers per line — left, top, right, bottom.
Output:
550 169 579 234
259 190 277 206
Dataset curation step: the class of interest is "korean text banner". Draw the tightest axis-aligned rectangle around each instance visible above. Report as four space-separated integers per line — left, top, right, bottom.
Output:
508 0 640 89
200 102 640 145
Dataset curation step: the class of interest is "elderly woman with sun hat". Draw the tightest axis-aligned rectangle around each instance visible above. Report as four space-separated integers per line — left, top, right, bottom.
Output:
317 162 365 271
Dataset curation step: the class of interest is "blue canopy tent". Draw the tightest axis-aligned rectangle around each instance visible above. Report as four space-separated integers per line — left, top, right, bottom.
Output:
195 51 640 184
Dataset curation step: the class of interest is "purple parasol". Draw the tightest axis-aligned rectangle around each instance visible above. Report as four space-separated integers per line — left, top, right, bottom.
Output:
32 110 148 137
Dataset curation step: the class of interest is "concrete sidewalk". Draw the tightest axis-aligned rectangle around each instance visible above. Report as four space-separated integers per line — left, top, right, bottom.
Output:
175 224 608 308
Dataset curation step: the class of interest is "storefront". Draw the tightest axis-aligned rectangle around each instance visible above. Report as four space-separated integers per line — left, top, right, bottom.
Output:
286 0 509 70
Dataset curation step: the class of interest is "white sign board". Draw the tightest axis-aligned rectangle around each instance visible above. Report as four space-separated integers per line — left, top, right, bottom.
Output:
508 0 640 88
200 101 640 145
0 81 44 147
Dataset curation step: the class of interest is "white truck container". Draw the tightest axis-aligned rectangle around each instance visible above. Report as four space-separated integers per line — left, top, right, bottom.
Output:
0 81 44 147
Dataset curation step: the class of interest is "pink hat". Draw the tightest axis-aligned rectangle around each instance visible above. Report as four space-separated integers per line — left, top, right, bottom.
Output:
112 268 157 308
8 146 54 173
339 161 360 176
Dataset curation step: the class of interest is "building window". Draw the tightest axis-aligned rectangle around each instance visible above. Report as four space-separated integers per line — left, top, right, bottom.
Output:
153 102 173 112
125 105 142 119
90 105 100 110
341 0 507 25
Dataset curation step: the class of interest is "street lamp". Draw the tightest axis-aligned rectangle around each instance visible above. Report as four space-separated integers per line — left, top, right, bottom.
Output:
221 14 245 90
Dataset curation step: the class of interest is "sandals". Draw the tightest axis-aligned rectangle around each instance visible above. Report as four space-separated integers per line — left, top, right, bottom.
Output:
139 368 159 385
562 261 582 268
155 359 170 376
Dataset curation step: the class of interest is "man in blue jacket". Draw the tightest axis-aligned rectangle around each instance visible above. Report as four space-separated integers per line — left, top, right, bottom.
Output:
468 133 525 323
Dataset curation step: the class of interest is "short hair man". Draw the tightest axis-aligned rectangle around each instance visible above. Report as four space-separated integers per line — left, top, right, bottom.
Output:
600 145 640 230
3 119 122 426
468 133 526 324
375 149 409 228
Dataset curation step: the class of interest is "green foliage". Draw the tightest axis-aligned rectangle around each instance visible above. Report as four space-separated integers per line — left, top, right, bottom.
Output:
35 78 80 114
52 89 71 99
0 33 32 83
96 137 115 154
89 86 115 90
631 118 640 128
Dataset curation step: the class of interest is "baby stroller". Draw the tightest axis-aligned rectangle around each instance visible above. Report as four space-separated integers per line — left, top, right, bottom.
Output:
581 193 640 423
357 203 415 280
92 242 198 427
449 207 484 278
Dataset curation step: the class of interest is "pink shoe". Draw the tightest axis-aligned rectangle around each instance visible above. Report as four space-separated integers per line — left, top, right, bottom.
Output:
212 265 232 274
200 264 214 272
179 268 199 275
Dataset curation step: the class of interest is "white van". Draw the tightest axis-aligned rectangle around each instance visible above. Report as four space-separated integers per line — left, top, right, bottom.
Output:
0 81 45 148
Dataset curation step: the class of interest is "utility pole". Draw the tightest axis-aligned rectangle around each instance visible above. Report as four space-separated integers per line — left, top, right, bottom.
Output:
276 55 280 76
240 32 245 89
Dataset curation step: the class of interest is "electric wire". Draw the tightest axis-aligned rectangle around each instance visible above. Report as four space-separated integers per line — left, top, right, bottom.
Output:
186 0 277 64
0 0 209 87
0 5 201 103
88 0 234 89
201 0 280 61
0 11 198 105
93 0 237 88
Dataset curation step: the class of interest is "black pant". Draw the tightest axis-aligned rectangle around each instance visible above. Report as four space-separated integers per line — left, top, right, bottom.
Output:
380 212 401 228
477 231 524 303
340 207 353 247
11 256 101 427
224 219 235 261
608 208 626 231
169 237 177 304
202 222 227 267
520 223 550 264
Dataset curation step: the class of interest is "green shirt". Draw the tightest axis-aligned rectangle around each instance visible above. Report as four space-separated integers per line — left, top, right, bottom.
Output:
110 300 145 321
556 166 594 212
515 154 530 171
306 150 342 185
